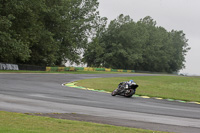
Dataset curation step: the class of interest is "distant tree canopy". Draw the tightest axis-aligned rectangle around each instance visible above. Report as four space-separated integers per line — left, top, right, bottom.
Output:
0 0 100 66
83 15 190 73
0 0 190 72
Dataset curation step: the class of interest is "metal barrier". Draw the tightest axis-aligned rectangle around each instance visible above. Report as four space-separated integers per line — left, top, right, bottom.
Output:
0 63 19 70
46 66 136 73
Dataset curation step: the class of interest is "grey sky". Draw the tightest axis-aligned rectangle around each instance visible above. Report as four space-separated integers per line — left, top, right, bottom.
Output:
98 0 200 75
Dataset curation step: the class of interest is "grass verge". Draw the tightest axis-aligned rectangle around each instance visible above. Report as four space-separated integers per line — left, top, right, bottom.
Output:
0 111 168 133
76 76 200 102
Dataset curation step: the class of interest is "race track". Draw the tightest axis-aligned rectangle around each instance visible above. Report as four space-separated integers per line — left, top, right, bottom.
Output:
0 73 200 133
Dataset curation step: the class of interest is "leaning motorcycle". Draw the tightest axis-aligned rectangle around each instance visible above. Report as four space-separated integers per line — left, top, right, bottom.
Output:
111 82 139 97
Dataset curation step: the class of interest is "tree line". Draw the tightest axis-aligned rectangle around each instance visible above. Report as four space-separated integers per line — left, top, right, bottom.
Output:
83 15 190 73
0 0 101 66
0 0 190 72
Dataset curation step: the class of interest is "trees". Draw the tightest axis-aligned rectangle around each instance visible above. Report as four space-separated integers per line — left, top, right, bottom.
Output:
0 0 100 66
82 15 107 67
168 30 190 72
83 15 190 73
102 15 140 69
135 16 172 72
0 0 31 63
84 14 146 69
42 0 100 66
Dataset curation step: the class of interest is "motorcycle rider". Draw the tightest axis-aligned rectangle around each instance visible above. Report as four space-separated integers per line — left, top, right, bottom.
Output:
118 80 136 91
111 79 138 97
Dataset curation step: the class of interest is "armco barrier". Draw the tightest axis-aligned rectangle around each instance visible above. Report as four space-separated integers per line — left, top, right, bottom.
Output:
46 67 51 71
69 67 75 71
64 67 70 71
117 69 123 72
46 67 135 73
95 68 105 71
84 67 94 71
111 69 118 72
75 67 84 71
131 70 135 73
127 70 132 73
88 68 94 71
58 67 65 71
105 68 111 72
84 67 89 71
50 67 58 71
46 67 75 71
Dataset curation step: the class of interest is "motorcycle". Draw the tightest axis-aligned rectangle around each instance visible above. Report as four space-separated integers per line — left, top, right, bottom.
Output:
111 81 139 97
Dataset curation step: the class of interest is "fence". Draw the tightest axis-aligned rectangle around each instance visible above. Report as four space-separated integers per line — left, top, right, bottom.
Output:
0 63 46 71
18 64 46 71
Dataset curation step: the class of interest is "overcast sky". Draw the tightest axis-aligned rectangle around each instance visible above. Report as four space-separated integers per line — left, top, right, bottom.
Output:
98 0 200 75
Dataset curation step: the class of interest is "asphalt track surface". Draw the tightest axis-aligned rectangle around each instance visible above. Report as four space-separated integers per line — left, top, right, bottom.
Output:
0 73 200 133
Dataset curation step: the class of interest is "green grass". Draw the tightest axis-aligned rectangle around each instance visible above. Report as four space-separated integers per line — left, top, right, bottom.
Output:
0 111 168 133
0 70 134 74
76 76 200 102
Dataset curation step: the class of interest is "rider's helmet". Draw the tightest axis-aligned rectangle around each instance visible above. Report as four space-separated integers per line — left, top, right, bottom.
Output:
129 80 134 83
129 80 136 85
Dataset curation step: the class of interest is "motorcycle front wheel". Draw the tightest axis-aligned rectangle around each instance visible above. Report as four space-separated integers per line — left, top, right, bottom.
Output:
111 89 118 96
124 89 135 97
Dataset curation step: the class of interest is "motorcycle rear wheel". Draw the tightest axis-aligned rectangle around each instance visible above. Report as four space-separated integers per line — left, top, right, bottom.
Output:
124 89 135 97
